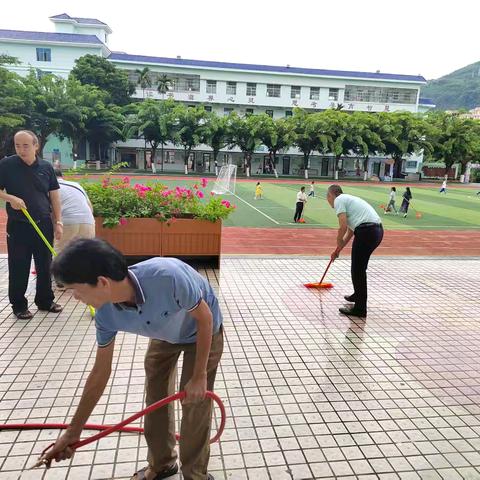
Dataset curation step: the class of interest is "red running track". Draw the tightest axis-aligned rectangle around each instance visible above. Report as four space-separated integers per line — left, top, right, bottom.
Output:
0 211 478 256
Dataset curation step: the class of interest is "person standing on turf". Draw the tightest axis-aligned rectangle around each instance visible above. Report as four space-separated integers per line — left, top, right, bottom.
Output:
327 184 383 317
308 181 315 198
44 238 223 480
384 186 398 215
254 181 263 200
399 187 412 218
0 130 63 319
439 178 447 194
294 186 307 223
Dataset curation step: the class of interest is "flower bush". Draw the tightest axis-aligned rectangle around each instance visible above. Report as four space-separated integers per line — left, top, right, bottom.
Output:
82 176 236 228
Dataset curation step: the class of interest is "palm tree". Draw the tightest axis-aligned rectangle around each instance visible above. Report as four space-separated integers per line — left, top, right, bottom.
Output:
157 74 172 99
135 67 152 98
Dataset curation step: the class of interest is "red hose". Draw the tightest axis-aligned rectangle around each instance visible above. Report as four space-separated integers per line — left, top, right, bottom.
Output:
0 391 225 462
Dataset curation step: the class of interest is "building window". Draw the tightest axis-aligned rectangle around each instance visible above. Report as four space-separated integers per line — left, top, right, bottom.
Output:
310 87 320 100
267 84 281 97
328 88 339 101
291 86 301 99
406 160 417 169
285 110 293 117
246 83 257 96
226 81 237 95
245 108 254 116
265 110 274 118
36 48 51 62
204 105 212 112
344 85 417 104
166 151 175 164
224 107 234 116
206 80 217 94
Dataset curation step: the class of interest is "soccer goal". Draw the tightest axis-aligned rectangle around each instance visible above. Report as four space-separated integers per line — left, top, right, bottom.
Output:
211 164 237 195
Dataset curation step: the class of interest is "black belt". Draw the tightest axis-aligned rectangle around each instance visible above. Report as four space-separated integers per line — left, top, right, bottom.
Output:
355 222 382 232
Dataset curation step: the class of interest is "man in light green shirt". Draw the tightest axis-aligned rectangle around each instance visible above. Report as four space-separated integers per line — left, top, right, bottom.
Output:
328 185 383 317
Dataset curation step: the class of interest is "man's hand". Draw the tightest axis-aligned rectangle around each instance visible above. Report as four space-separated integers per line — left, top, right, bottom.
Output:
54 224 63 241
183 373 207 404
42 429 80 468
331 248 340 261
8 195 26 211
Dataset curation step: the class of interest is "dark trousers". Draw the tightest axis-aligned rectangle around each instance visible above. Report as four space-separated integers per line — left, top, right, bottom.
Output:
7 219 55 314
294 202 304 222
351 224 384 312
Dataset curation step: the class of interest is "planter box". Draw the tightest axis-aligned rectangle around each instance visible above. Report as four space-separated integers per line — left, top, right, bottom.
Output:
95 217 222 266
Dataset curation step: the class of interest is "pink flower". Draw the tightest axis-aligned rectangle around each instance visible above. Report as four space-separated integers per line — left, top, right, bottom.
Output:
210 191 215 196
193 184 199 190
119 217 128 226
201 178 208 188
123 176 130 184
161 190 172 197
221 200 231 208
196 190 204 199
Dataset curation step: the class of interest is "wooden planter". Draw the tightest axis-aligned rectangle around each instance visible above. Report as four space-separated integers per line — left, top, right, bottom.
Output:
95 217 222 266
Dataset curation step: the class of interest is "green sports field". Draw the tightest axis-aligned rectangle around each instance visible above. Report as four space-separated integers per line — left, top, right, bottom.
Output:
129 178 480 230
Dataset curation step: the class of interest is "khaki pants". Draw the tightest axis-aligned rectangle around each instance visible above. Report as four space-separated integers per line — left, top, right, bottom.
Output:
54 223 95 254
144 327 224 480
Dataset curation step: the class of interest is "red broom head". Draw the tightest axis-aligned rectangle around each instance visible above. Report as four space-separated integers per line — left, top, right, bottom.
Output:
304 282 334 289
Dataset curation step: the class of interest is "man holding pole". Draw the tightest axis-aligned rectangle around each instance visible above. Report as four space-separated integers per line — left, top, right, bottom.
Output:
0 130 63 319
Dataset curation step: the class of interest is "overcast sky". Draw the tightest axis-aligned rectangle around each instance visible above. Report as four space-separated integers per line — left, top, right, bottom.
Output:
3 0 479 80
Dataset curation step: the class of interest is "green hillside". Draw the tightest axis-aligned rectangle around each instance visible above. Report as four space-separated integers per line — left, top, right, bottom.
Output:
421 61 480 110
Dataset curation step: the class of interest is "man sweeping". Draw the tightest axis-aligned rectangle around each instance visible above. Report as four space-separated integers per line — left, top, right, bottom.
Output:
44 238 223 480
327 185 383 317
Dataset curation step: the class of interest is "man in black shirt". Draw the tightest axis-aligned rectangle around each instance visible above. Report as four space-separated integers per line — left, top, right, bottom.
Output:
0 130 63 319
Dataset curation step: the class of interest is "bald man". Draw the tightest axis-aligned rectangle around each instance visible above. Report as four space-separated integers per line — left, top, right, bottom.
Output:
0 130 63 319
327 184 383 317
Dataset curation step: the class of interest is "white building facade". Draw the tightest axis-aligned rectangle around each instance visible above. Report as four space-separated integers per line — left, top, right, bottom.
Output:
0 13 432 177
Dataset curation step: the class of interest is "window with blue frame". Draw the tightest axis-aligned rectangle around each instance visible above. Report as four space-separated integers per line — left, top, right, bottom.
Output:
36 48 51 62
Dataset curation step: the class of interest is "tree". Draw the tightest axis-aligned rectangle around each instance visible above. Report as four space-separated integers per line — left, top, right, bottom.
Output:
289 109 321 179
202 113 232 172
21 71 82 156
71 54 135 106
229 113 262 177
378 112 431 178
135 67 152 98
125 99 176 172
348 112 384 180
172 104 208 174
425 111 480 180
0 63 26 158
157 74 173 99
59 78 108 164
84 102 125 162
256 114 295 177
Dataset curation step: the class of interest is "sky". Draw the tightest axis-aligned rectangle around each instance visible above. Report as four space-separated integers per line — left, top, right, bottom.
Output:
2 0 479 80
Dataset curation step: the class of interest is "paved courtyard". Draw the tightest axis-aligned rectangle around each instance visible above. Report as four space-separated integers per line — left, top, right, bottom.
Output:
0 256 480 480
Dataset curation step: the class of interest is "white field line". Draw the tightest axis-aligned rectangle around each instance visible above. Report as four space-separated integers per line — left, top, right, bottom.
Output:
231 192 280 225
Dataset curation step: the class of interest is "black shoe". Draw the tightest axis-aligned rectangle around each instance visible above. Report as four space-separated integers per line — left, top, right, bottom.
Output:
339 306 367 318
344 294 356 302
14 310 33 320
207 475 215 480
133 463 178 479
38 302 63 313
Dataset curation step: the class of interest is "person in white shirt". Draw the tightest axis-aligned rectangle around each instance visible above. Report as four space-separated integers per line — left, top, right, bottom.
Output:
384 186 398 214
439 179 447 194
328 184 383 317
308 181 315 197
54 170 95 254
294 186 307 223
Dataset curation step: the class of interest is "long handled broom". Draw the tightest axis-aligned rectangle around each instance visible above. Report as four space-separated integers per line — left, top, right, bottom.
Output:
304 257 334 289
21 208 96 318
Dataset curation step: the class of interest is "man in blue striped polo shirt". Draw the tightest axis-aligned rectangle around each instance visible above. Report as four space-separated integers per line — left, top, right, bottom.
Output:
45 238 223 480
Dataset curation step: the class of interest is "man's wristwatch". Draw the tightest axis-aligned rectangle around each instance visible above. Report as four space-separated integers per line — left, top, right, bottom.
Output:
55 221 64 226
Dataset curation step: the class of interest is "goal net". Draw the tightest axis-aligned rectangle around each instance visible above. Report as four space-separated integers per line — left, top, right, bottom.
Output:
211 164 237 195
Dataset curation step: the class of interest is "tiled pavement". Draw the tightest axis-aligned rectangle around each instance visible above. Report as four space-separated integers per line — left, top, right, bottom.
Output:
0 256 480 480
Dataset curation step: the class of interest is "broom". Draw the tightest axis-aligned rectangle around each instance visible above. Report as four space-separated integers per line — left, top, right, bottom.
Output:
21 208 96 318
304 257 334 289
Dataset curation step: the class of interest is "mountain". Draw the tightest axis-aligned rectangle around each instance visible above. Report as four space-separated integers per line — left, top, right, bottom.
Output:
421 61 480 110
